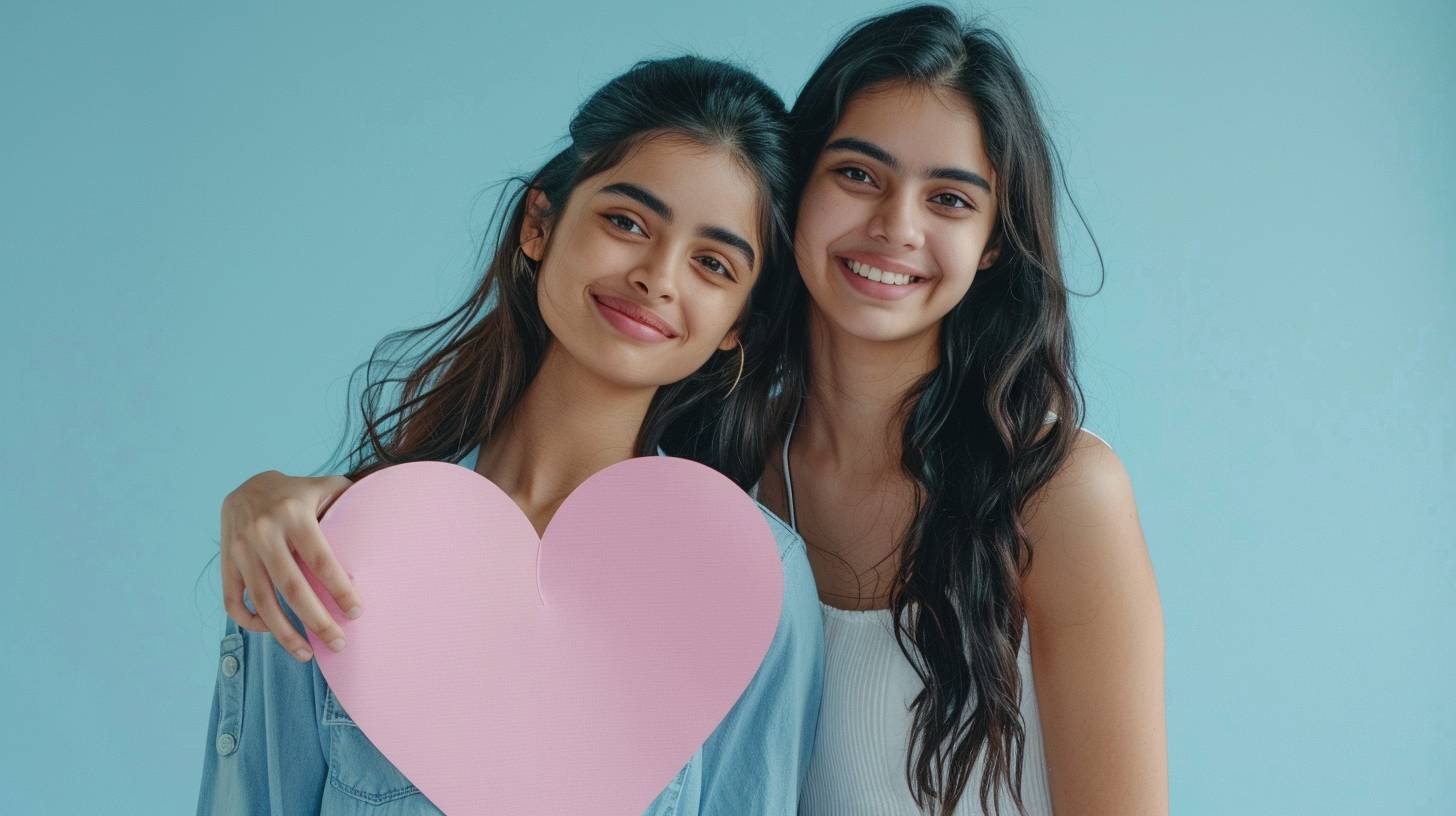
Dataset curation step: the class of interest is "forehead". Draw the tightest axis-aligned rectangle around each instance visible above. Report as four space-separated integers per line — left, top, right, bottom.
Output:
827 82 991 177
590 134 763 240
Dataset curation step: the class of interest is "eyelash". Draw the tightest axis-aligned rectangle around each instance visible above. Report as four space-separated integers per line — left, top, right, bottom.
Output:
605 213 645 235
832 166 977 212
931 192 972 210
697 256 733 279
605 213 736 280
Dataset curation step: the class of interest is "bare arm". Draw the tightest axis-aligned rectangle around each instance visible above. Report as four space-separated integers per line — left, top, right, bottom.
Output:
220 470 359 661
1022 431 1168 815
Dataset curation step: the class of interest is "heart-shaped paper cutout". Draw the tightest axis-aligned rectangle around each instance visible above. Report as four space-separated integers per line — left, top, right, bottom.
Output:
304 456 783 814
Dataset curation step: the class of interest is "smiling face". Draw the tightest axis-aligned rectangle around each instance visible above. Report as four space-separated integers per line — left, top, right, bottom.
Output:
793 81 1000 345
522 132 764 389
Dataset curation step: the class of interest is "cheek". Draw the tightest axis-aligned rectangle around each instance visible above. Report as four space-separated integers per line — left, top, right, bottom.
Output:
926 232 982 297
536 228 622 305
531 263 573 345
534 253 578 313
533 238 605 336
686 287 746 343
795 182 861 261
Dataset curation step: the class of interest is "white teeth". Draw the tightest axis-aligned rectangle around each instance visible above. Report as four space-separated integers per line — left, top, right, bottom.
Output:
847 259 918 286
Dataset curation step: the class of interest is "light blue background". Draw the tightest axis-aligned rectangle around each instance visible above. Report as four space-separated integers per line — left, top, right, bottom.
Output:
2 1 1451 813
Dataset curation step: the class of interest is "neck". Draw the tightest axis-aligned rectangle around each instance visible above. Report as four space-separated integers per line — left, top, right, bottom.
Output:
796 306 939 474
477 342 655 532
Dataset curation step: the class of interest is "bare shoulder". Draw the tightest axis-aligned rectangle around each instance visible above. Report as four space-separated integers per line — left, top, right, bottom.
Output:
1022 429 1157 628
1026 429 1135 543
1020 430 1168 812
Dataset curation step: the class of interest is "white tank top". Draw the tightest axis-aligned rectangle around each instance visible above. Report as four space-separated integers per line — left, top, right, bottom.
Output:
776 409 1106 815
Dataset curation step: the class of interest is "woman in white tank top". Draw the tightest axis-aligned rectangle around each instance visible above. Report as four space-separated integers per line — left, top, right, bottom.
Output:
756 6 1168 814
756 411 1114 815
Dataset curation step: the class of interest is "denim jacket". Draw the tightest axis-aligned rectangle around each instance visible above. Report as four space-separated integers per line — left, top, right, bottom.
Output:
196 446 824 815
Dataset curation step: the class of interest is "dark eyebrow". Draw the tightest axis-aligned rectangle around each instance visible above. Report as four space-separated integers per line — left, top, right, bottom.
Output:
825 137 992 194
601 181 755 270
698 226 756 270
929 167 992 193
824 137 898 169
600 182 672 220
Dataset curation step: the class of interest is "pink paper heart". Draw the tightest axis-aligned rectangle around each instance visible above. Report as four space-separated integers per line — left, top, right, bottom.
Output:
304 456 783 814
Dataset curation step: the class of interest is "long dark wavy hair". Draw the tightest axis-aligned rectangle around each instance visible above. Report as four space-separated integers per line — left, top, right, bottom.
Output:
323 56 798 487
782 6 1098 814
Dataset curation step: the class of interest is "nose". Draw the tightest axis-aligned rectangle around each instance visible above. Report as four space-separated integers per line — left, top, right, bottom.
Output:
867 191 925 251
626 246 679 303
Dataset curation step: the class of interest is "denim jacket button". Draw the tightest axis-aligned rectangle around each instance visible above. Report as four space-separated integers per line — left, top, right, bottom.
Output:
221 654 240 677
216 732 237 756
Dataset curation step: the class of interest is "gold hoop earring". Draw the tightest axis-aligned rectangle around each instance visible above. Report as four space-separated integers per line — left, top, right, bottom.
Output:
725 342 745 396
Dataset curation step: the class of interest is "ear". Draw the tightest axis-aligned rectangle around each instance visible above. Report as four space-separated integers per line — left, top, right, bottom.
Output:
519 188 552 262
977 234 1001 271
717 329 741 352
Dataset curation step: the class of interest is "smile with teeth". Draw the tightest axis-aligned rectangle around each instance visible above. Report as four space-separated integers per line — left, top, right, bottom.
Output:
843 258 922 286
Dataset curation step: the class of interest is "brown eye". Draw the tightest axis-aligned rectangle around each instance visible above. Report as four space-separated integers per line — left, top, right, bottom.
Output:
697 256 733 279
931 192 972 209
834 166 873 184
604 213 645 235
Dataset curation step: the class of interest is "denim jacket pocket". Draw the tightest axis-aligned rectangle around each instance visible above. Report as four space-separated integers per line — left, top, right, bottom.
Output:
322 688 433 808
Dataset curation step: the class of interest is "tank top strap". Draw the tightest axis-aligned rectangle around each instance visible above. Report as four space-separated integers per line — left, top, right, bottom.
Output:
781 400 802 532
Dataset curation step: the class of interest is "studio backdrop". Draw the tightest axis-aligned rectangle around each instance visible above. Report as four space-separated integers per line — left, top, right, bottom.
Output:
2 1 1451 813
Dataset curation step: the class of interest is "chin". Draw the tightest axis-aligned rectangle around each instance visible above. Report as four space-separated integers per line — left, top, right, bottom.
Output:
583 349 687 390
817 305 928 345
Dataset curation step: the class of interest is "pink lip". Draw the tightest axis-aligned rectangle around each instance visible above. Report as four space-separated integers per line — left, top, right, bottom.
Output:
834 255 928 302
592 293 679 342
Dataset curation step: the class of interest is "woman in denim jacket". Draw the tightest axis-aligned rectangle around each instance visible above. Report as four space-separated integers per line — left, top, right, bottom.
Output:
197 55 822 815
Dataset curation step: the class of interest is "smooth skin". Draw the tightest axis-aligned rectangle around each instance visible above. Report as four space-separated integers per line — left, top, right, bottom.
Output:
223 84 1167 813
221 132 760 663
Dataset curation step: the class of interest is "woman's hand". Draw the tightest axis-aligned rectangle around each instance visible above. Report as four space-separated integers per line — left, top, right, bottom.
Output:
221 470 359 662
